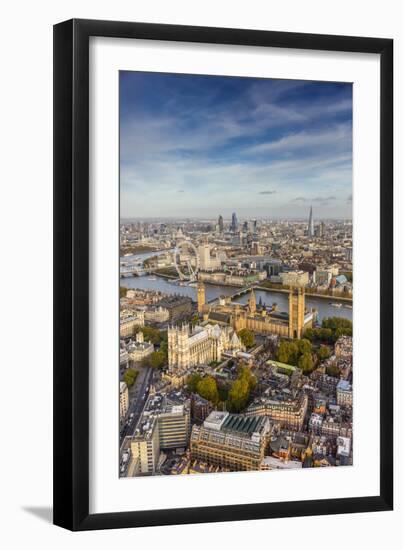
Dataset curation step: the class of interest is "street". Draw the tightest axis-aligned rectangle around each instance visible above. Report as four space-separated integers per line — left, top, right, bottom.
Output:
119 365 153 448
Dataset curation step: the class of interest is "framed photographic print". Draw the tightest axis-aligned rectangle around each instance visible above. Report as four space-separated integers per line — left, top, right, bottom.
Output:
53 19 393 530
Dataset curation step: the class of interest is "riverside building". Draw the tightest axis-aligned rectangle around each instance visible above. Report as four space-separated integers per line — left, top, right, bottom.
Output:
201 286 315 340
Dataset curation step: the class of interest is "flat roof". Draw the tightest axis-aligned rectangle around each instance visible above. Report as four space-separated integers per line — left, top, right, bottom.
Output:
221 414 264 436
268 360 296 372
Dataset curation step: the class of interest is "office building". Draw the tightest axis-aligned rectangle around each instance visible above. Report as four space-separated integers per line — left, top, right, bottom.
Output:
231 212 238 233
308 206 314 237
120 310 145 338
218 214 224 233
158 404 191 450
120 381 129 422
190 411 271 472
127 331 154 362
144 305 170 324
336 380 353 407
246 392 308 431
157 295 193 321
131 416 160 475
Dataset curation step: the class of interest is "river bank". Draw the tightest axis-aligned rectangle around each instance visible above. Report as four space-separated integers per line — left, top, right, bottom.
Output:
120 275 352 323
254 285 353 303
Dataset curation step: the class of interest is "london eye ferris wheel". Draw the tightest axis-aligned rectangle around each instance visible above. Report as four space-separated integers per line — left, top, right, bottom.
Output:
173 240 199 281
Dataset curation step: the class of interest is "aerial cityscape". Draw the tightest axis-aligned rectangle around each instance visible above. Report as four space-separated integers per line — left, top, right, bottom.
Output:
119 72 353 478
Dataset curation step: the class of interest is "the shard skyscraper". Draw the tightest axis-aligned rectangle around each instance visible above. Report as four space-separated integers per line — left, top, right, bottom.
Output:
308 206 314 237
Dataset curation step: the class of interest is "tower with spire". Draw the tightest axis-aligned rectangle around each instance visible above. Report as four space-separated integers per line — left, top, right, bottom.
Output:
197 280 206 313
308 206 314 237
248 289 257 315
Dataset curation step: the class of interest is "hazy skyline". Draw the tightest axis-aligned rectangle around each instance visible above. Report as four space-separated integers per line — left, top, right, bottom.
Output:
120 72 352 219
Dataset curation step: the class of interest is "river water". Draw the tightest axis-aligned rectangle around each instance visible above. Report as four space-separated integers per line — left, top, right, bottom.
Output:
120 251 352 323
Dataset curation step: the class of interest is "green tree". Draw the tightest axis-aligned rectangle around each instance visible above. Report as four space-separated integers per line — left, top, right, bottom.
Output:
303 328 315 341
187 373 202 393
298 352 314 374
196 376 219 404
276 341 289 363
317 345 331 361
322 317 353 342
319 328 333 343
159 339 168 360
123 368 138 387
238 365 257 391
134 326 162 344
322 317 353 330
326 364 340 377
298 338 312 355
334 327 352 341
228 377 250 412
276 340 299 366
237 328 255 349
148 351 166 369
228 366 256 412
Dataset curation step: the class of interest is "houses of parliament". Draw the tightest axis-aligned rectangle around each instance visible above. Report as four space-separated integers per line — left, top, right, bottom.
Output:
197 280 315 340
167 280 315 371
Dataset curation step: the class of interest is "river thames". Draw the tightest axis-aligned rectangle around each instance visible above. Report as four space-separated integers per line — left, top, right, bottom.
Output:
120 252 352 323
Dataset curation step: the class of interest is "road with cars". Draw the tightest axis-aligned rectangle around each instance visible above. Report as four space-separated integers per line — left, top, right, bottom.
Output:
120 365 153 448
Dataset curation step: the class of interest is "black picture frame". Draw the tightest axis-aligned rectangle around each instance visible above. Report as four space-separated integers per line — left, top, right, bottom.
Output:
53 18 393 531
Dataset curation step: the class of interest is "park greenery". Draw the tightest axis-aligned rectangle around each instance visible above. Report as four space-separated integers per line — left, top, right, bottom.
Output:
187 365 257 412
197 376 220 404
276 338 315 374
228 366 257 412
317 344 331 361
326 364 341 377
123 368 138 387
304 316 352 344
187 374 220 404
237 328 255 349
142 350 166 369
133 326 167 345
187 372 202 393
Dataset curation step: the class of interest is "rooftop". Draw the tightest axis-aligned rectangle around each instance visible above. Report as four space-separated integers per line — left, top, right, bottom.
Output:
221 413 265 436
337 380 352 391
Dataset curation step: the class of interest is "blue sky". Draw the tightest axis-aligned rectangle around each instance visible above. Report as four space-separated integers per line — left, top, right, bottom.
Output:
120 71 352 219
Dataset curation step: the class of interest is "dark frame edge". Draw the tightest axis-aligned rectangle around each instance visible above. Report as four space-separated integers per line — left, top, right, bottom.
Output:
53 18 74 530
53 18 90 531
74 496 390 531
53 18 393 532
379 39 393 511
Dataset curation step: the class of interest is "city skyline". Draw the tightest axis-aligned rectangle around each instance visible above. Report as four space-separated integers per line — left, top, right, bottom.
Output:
120 207 353 223
120 72 352 219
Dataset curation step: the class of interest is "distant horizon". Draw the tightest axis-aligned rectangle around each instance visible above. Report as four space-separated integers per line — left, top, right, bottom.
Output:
120 72 352 219
121 213 352 223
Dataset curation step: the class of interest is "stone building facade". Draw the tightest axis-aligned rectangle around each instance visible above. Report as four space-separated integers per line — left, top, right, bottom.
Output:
167 323 243 370
201 286 314 339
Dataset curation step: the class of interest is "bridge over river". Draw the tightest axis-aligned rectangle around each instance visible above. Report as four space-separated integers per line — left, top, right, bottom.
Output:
120 275 352 323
